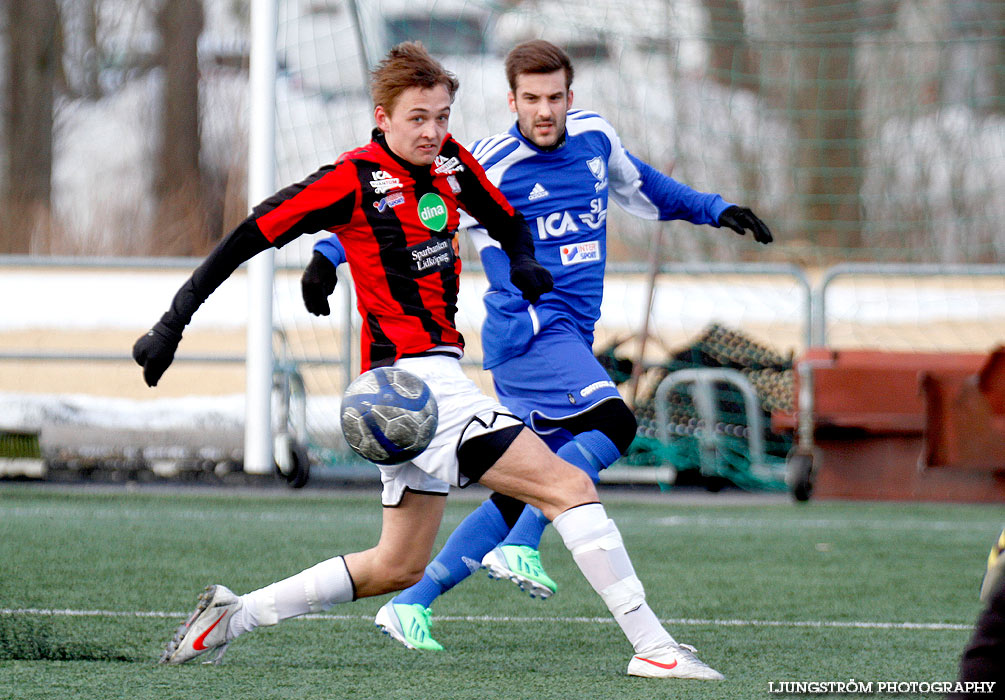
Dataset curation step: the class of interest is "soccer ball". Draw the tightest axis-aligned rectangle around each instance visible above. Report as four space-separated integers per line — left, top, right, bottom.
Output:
340 367 438 465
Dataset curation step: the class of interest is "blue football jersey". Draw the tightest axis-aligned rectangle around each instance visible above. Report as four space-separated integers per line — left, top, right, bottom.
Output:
461 110 733 368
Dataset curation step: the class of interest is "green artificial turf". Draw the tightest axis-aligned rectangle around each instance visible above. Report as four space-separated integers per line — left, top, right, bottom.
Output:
1 484 1000 699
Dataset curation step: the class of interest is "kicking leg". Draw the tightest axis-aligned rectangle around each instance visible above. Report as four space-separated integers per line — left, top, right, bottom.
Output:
479 428 723 680
488 400 637 598
485 430 620 598
499 427 623 547
161 490 445 664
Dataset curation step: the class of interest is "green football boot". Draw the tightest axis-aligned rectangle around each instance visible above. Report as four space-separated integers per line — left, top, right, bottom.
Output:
482 545 558 599
374 601 444 651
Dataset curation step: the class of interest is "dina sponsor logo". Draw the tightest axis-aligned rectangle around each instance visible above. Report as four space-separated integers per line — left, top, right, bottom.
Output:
417 193 448 232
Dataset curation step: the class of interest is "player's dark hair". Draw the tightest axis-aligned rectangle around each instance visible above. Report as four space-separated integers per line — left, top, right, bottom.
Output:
504 40 574 91
370 41 459 115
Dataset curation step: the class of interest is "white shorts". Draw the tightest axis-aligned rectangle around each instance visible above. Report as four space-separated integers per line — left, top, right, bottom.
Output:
377 354 523 506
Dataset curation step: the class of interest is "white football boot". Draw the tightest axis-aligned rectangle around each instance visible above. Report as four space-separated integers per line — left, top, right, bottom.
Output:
160 584 242 664
627 643 725 680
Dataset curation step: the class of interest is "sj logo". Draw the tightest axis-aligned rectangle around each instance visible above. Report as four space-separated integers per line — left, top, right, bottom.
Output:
537 200 608 239
417 193 448 232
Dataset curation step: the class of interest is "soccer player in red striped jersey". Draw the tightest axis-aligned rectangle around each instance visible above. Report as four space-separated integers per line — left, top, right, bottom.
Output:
133 42 716 680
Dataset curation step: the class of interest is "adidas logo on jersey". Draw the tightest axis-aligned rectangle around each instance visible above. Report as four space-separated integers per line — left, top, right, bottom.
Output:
528 182 549 201
433 155 465 175
370 170 402 194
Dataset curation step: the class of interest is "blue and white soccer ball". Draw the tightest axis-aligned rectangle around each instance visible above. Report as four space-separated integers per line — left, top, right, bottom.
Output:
340 367 438 465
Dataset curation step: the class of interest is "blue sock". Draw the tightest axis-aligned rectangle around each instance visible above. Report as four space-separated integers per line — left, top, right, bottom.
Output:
394 498 510 607
500 429 623 548
563 429 623 482
498 504 551 548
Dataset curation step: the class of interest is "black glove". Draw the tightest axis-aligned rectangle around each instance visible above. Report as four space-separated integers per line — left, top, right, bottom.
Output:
301 251 339 316
132 321 183 387
510 255 553 304
718 205 774 244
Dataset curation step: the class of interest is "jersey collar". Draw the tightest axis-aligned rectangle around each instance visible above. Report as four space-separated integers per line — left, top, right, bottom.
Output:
509 121 567 153
371 128 447 178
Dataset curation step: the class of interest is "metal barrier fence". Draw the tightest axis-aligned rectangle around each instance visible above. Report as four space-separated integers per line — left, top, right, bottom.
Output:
812 263 1005 349
812 261 1005 349
17 256 1005 490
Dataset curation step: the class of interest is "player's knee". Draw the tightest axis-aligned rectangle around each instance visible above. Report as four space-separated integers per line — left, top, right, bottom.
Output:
551 457 598 506
489 492 527 528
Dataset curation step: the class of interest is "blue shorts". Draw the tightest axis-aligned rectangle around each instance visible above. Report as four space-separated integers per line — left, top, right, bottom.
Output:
490 323 622 435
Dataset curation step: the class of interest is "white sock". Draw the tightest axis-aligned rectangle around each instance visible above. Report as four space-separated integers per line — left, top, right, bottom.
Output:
227 555 354 639
552 503 674 653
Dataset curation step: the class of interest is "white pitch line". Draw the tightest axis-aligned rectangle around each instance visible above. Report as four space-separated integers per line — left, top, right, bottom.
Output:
641 515 1004 532
1 505 1000 534
0 608 972 631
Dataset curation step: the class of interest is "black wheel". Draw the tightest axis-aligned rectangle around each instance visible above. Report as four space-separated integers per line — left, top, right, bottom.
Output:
788 453 814 502
275 438 311 489
703 475 729 493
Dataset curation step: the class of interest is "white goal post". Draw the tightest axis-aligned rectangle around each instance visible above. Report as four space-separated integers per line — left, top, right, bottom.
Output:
244 0 278 475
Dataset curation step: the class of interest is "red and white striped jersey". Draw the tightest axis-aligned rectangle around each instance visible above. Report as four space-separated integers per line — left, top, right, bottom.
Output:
249 130 530 369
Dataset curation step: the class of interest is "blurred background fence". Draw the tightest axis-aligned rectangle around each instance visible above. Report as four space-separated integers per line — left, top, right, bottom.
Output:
0 0 1002 486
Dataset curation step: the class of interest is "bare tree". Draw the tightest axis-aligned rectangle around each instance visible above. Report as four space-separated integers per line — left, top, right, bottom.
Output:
2 0 60 254
153 0 210 256
76 0 101 100
761 0 864 254
701 0 758 92
995 2 1005 116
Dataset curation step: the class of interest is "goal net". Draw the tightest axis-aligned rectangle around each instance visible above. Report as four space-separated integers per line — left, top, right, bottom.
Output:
261 0 1003 468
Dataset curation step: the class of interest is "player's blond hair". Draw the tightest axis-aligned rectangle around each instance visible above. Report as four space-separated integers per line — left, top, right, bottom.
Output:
370 41 459 115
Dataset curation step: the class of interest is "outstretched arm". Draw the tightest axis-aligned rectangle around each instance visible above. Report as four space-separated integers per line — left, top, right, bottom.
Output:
132 222 271 387
134 162 357 386
612 148 774 244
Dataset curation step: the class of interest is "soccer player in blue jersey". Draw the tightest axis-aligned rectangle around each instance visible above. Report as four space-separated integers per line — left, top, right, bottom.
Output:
302 40 772 675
